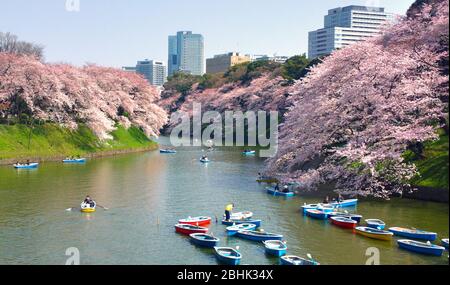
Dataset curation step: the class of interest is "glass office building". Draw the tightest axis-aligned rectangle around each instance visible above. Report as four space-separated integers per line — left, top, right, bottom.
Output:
168 31 205 76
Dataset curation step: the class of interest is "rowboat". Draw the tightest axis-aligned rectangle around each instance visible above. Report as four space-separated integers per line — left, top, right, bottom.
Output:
301 204 320 214
330 216 357 229
189 233 220 248
280 255 320 266
242 150 256 156
397 239 445 256
80 201 96 213
266 188 295 197
441 238 449 249
174 224 209 235
389 227 437 241
160 149 177 154
301 203 334 214
63 158 86 163
14 163 39 169
179 216 212 226
230 211 253 220
365 219 386 230
263 240 287 257
331 199 358 208
200 158 210 163
214 247 242 265
226 223 257 236
236 230 283 242
355 227 394 241
328 212 362 223
222 219 262 228
305 209 328 220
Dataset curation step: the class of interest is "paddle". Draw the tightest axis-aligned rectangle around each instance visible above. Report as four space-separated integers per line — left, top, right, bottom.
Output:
97 205 109 210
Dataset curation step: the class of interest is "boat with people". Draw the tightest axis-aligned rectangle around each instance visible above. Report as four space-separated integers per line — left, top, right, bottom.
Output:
236 230 283 242
160 149 177 154
327 212 363 223
397 239 445 256
226 223 257 236
389 227 437 241
14 162 39 169
179 216 212 226
63 158 86 163
280 255 320 266
189 233 220 248
200 157 210 163
365 219 386 230
305 209 328 220
80 200 96 213
263 240 287 257
266 187 295 197
355 227 394 241
441 238 449 249
175 224 209 235
330 216 357 229
214 247 242 265
222 219 262 228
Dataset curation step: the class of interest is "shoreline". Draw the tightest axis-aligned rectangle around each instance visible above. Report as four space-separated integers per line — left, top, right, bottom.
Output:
0 144 159 166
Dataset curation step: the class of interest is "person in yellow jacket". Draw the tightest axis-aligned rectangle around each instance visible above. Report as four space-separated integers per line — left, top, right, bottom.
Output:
224 203 234 221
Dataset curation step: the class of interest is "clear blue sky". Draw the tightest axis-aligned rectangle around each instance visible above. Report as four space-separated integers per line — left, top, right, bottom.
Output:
0 0 415 67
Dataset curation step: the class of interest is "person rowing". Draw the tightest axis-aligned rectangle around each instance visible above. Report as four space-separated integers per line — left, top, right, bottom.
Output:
282 185 290 193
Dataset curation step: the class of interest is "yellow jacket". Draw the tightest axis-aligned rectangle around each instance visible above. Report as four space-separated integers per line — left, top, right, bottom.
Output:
225 204 233 211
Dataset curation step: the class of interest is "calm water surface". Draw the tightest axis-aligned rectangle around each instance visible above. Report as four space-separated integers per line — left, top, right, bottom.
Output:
0 138 448 265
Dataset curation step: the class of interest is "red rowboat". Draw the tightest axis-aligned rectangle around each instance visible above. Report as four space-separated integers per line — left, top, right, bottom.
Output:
175 224 209 235
330 216 357 229
178 216 212 226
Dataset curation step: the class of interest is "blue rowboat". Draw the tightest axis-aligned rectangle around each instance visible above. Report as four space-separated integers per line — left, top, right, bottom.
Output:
317 204 335 213
280 255 320 266
189 233 220 248
242 150 256 156
305 209 328 220
301 204 320 214
441 238 449 249
214 247 242 265
331 199 358 208
389 227 437 241
266 188 295 197
226 223 257 236
160 149 177 154
63 158 86 163
328 212 362 223
263 240 287 257
236 230 283 242
366 219 386 230
14 163 39 169
397 239 445 256
222 219 262 228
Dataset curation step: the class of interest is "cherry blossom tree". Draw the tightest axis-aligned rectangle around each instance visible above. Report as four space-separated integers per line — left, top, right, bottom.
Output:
0 53 167 140
265 0 449 198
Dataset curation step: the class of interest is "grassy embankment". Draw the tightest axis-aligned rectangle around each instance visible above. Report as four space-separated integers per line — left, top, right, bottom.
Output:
0 123 158 161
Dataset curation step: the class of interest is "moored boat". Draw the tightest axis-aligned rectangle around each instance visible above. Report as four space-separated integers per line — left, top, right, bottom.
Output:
266 188 295 197
160 149 177 154
14 163 39 169
305 209 328 220
331 199 358 208
301 204 320 214
236 230 283 242
263 240 287 257
80 201 96 213
397 239 445 256
189 233 219 248
226 223 257 236
63 158 86 163
175 224 209 235
328 212 362 223
365 219 386 230
280 255 320 266
441 238 448 249
389 227 437 241
330 216 357 229
230 211 253 220
355 227 393 241
222 219 262 228
214 247 242 265
178 216 212 226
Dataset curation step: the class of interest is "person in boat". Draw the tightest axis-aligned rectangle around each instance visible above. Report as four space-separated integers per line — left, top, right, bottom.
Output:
282 185 290 193
84 195 95 207
26 159 30 165
337 194 343 203
274 183 280 191
323 196 330 204
224 203 234 221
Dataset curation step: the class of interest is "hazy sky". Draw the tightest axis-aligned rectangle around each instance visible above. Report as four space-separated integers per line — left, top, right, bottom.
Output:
0 0 415 67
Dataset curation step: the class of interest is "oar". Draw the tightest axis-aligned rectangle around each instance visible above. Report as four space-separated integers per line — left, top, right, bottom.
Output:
97 205 109 210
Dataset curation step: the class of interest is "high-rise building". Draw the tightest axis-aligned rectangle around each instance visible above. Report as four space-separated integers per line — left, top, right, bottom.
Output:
135 60 167 87
168 31 205 76
308 5 395 59
206 52 251 74
122 66 136 73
